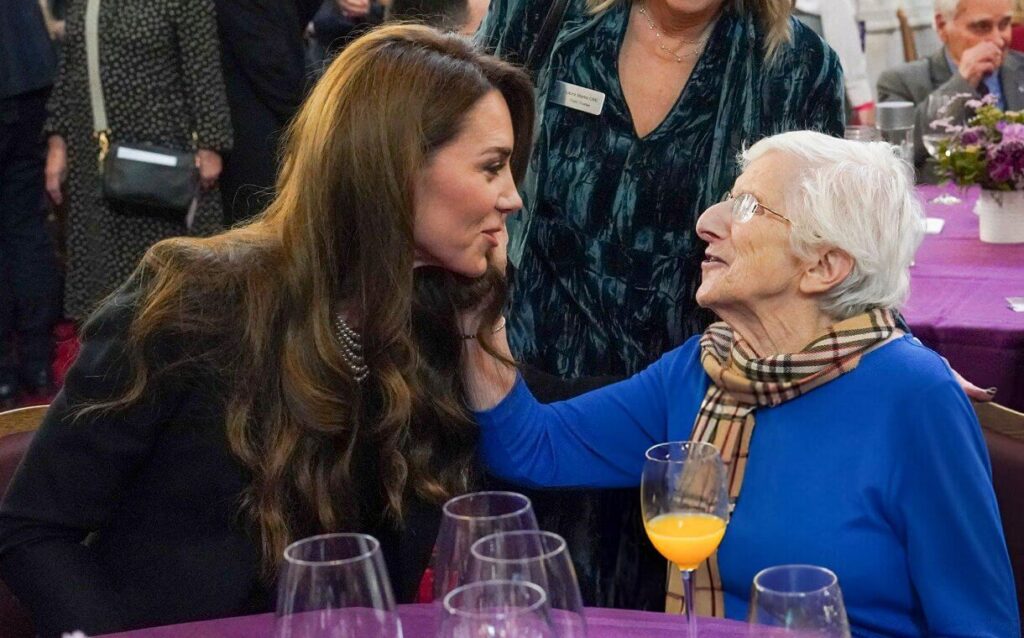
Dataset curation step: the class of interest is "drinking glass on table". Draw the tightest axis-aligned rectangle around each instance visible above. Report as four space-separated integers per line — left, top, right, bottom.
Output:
433 491 539 601
468 531 587 638
747 565 851 638
439 580 555 638
641 441 730 638
923 93 964 205
275 533 403 638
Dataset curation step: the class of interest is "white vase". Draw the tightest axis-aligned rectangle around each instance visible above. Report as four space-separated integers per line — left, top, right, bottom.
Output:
973 190 1024 244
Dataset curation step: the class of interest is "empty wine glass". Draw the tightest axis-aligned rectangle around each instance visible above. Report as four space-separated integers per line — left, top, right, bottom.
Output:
642 441 730 638
923 93 963 205
747 565 851 638
275 533 403 638
469 531 587 637
433 491 539 601
439 580 555 638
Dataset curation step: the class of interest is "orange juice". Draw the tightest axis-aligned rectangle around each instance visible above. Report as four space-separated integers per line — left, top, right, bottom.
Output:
644 513 727 570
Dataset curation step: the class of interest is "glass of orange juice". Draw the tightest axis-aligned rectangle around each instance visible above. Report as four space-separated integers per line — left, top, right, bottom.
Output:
641 441 730 638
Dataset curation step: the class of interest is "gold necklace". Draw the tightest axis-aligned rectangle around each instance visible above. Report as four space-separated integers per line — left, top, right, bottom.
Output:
637 1 712 63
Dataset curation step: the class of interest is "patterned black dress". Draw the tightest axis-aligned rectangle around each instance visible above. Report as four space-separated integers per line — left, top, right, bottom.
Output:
479 0 845 377
45 0 232 320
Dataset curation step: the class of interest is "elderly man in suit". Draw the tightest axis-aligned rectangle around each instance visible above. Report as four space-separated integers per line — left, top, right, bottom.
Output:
878 0 1024 174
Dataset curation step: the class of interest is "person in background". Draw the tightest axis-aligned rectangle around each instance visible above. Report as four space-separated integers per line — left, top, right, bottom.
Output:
877 0 1024 171
0 25 533 637
44 0 232 324
794 0 876 126
461 131 1019 636
214 0 322 225
310 0 387 61
0 0 61 407
388 0 469 32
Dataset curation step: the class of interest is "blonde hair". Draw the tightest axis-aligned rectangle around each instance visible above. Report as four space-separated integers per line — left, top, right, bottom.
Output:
585 0 793 60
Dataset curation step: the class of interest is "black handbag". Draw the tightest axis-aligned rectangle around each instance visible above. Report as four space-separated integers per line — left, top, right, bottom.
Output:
85 0 198 223
100 139 199 215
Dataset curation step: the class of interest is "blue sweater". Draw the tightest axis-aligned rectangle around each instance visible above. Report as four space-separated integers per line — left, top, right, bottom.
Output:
476 335 1019 637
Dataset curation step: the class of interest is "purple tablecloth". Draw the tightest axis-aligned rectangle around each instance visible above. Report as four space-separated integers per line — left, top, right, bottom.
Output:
99 605 749 638
907 185 1024 411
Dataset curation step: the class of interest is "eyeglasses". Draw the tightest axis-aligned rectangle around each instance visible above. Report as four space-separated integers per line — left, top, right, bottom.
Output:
720 191 795 226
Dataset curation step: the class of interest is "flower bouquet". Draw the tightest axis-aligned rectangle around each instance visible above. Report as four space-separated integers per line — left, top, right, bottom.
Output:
932 94 1024 243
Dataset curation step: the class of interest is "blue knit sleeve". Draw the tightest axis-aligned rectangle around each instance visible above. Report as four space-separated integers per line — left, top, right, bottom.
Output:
888 348 1019 637
476 339 701 488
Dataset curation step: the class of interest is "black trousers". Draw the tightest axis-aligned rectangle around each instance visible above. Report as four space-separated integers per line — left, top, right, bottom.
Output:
0 88 59 383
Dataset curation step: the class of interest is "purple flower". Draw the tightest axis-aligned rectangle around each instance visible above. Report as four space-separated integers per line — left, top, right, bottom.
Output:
998 121 1024 143
986 139 1024 184
960 127 984 145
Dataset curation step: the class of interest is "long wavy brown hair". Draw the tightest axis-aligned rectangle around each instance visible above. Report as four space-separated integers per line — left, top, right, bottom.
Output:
78 25 535 575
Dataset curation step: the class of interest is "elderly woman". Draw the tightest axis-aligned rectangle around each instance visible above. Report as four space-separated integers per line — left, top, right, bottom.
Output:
461 131 1019 636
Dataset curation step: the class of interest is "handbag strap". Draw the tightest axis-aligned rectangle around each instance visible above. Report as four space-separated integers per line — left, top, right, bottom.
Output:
84 0 110 161
524 0 571 77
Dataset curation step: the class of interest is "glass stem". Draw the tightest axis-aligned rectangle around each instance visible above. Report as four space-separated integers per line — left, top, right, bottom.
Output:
681 568 697 638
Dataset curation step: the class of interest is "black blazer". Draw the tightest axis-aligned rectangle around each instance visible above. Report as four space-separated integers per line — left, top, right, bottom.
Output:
0 291 441 637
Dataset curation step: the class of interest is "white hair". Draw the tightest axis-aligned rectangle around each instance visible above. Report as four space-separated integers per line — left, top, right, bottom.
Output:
934 0 961 19
741 131 925 321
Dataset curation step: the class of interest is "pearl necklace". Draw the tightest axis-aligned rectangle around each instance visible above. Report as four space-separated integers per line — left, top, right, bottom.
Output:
637 1 712 64
333 313 369 383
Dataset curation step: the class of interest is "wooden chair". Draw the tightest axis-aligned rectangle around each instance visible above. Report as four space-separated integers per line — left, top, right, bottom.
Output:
897 8 918 62
974 401 1024 629
0 405 44 638
0 405 48 439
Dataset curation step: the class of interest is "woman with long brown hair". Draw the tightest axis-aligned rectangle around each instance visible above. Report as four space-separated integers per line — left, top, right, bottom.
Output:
0 24 534 637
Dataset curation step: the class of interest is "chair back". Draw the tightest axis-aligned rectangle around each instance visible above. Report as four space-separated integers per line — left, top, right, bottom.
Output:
896 8 918 62
974 401 1024 629
0 406 44 638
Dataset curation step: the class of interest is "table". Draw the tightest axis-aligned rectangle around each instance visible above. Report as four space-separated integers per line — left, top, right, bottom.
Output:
99 604 749 638
906 185 1024 411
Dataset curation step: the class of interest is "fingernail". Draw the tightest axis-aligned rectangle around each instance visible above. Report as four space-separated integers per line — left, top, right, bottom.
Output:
986 387 998 395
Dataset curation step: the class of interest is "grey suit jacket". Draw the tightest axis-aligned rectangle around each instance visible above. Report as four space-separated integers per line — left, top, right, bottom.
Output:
877 48 1024 173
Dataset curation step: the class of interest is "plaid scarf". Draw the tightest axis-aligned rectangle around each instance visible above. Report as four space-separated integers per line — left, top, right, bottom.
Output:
665 308 897 617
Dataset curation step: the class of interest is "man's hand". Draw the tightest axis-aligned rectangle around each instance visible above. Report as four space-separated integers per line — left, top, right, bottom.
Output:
336 0 370 18
958 41 1004 88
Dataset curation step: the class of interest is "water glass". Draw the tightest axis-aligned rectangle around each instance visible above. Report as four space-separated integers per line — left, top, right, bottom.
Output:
433 491 539 600
439 580 555 638
843 125 880 142
747 564 851 638
275 533 402 638
469 531 587 637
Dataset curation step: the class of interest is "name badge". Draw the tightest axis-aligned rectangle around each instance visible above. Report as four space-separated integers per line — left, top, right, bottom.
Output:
550 81 605 116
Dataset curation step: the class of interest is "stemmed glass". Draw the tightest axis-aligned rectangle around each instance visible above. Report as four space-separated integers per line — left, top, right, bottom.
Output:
747 565 851 638
275 533 403 638
433 491 539 601
641 441 730 638
468 531 587 637
438 580 555 638
923 93 963 205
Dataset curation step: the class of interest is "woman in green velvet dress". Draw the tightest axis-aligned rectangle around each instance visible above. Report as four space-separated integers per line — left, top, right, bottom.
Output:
477 0 845 378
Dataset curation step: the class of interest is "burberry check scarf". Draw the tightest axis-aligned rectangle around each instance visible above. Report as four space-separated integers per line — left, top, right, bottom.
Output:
665 307 898 617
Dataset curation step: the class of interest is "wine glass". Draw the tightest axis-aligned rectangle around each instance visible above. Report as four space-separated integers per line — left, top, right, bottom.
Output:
275 533 403 638
433 491 539 601
468 531 587 638
641 441 730 638
923 93 963 205
438 580 555 638
747 565 851 638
